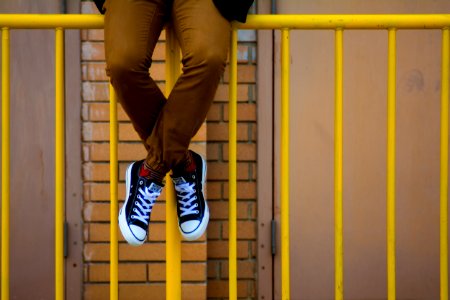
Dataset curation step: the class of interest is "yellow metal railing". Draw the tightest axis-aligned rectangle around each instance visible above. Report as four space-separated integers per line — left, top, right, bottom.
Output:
1 13 450 300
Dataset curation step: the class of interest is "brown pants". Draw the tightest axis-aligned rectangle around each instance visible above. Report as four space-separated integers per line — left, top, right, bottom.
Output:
104 0 230 174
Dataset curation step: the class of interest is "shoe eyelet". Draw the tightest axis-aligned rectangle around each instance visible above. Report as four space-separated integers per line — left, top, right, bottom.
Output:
131 215 135 219
139 180 143 185
192 175 195 179
195 210 199 214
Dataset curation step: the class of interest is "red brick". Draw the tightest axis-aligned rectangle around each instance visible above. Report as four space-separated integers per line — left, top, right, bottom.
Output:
206 220 222 239
181 242 207 261
149 62 165 81
88 263 147 282
223 65 256 83
181 284 207 300
82 42 105 61
207 260 220 279
221 260 256 279
207 279 249 298
147 262 165 281
84 103 129 121
119 243 166 261
119 123 142 141
213 84 252 102
83 162 110 181
208 201 254 220
222 221 257 239
223 103 256 121
89 223 110 242
223 182 257 199
206 123 254 142
207 241 250 259
206 143 221 161
82 62 109 81
147 223 166 242
223 143 256 161
181 262 207 281
84 243 110 262
84 29 104 41
206 103 222 121
207 162 253 180
120 284 165 300
205 182 222 200
84 284 109 300
86 143 146 161
84 202 110 222
82 82 110 101
152 42 166 61
84 182 126 202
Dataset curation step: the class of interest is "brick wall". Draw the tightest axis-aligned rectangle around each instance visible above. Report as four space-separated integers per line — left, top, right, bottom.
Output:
81 1 257 299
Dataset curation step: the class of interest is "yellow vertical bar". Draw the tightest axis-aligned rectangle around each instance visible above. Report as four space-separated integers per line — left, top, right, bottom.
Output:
55 27 65 300
334 28 344 300
228 28 238 300
281 28 291 300
1 27 10 300
387 28 397 300
440 27 449 300
165 27 181 300
109 84 118 300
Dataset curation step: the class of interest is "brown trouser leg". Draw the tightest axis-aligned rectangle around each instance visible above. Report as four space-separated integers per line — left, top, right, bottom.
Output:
104 0 230 174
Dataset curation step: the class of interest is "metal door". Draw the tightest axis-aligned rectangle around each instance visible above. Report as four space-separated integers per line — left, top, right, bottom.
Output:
0 1 82 299
270 1 450 299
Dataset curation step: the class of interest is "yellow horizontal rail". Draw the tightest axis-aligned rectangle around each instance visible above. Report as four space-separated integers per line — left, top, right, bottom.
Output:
241 14 450 29
1 14 450 29
0 14 104 28
2 12 450 300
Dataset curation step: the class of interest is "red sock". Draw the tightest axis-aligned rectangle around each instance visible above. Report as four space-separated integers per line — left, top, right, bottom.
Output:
185 154 196 173
139 162 165 184
173 152 196 175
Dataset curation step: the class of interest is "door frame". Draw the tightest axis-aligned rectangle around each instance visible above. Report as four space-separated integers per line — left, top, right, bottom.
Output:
65 1 83 299
256 1 275 299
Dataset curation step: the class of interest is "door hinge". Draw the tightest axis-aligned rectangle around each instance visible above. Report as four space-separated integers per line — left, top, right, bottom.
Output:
64 221 69 258
271 219 276 256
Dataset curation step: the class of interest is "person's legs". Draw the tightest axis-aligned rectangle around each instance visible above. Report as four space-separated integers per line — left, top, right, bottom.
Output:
104 0 171 245
104 0 169 144
144 0 231 173
143 0 230 240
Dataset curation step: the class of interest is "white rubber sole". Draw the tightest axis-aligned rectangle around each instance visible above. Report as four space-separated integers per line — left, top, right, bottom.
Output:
118 163 146 246
179 154 209 241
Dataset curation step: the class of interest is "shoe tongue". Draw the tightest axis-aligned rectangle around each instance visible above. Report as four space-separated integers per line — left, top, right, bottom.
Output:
148 182 163 192
172 176 187 185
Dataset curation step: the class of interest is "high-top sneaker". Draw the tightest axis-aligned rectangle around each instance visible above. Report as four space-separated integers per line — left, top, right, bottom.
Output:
171 150 209 241
119 160 163 246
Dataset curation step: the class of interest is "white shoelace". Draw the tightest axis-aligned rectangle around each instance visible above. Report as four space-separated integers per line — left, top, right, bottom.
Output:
175 181 199 217
131 185 159 224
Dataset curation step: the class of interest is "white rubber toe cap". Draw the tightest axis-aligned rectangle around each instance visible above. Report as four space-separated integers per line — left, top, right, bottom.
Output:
130 225 146 241
180 220 200 234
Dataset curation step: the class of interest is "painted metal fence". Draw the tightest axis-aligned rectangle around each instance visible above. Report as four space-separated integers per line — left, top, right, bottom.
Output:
1 13 450 300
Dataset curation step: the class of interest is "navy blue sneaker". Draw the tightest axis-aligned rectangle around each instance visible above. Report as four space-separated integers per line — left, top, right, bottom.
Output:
119 160 163 246
171 150 209 241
